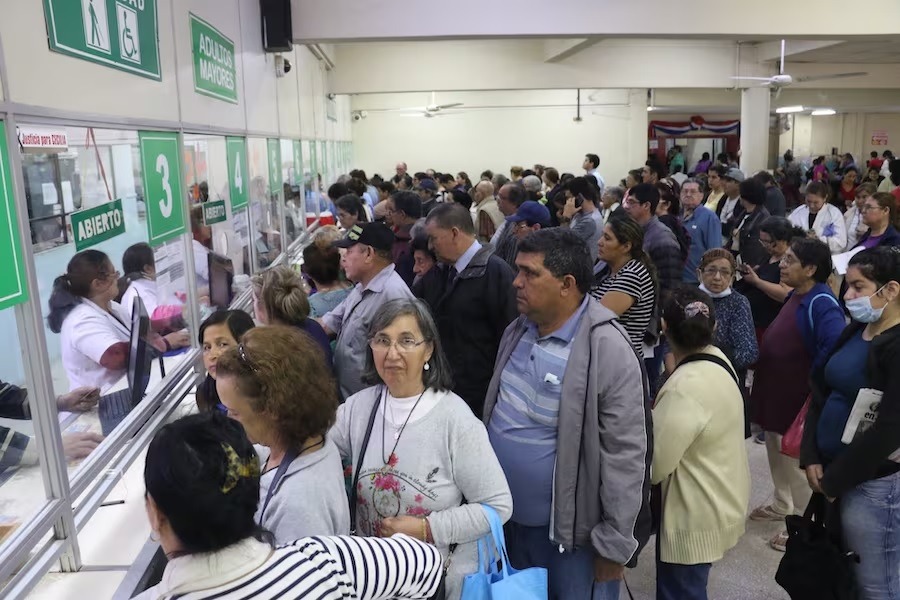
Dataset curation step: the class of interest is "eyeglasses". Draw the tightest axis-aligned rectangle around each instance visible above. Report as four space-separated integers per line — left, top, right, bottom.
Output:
760 238 776 247
780 255 799 266
701 268 734 278
862 204 885 212
369 335 428 353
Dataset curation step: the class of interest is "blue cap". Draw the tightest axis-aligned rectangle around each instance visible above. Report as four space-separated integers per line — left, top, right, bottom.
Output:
416 178 437 191
506 200 551 227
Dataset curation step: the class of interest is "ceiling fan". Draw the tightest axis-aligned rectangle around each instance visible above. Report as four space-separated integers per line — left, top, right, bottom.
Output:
398 92 464 117
731 40 868 99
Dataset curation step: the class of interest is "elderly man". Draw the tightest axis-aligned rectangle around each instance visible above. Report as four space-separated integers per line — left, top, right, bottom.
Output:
473 180 504 243
392 161 408 185
320 223 414 400
414 203 517 417
507 200 551 241
680 178 723 284
416 178 440 215
485 228 651 600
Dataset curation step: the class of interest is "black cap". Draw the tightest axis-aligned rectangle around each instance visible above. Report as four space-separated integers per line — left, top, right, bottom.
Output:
332 222 396 251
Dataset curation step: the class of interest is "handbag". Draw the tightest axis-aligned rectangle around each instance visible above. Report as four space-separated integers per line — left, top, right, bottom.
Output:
461 505 548 600
781 395 810 459
775 493 859 600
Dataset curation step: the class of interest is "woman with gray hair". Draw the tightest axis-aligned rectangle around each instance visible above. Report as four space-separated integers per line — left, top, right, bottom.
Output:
330 298 512 600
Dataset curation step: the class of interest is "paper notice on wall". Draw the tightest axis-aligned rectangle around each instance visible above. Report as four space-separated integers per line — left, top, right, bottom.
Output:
41 182 59 206
872 130 889 146
61 181 75 213
649 140 659 150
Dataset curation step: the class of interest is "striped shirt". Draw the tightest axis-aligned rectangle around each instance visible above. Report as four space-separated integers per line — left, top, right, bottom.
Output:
133 534 442 600
590 259 655 357
488 297 588 526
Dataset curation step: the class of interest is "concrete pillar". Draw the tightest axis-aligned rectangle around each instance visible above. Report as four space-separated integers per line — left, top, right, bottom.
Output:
627 89 649 170
739 86 771 175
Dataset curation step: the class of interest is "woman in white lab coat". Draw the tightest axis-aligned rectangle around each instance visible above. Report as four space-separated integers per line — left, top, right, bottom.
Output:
118 242 187 336
49 250 187 392
788 181 848 254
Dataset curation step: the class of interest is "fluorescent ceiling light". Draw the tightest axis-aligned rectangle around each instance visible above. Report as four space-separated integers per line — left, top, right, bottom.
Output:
811 109 836 116
775 106 805 114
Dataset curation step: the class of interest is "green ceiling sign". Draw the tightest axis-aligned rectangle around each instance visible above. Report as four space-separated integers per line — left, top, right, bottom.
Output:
43 0 162 80
190 13 237 104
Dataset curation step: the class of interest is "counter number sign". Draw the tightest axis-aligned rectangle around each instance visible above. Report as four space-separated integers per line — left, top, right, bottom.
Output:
0 122 28 310
139 132 186 246
226 137 249 211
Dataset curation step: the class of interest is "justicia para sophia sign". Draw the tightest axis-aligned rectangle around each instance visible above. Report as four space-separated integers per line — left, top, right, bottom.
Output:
190 13 237 104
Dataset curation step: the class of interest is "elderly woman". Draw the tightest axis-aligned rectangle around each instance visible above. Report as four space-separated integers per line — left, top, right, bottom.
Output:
136 412 442 600
216 326 348 543
698 249 759 436
252 265 332 364
330 298 513 600
652 286 750 600
788 181 848 254
749 238 845 551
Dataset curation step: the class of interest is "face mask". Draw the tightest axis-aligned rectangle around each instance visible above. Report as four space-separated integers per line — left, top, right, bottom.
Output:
699 282 732 299
846 285 887 323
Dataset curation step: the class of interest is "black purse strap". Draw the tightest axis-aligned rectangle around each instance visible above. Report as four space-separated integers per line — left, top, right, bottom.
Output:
349 386 383 534
677 353 740 388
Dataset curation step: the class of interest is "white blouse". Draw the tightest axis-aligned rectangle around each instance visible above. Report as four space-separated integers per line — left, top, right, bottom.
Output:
60 300 131 391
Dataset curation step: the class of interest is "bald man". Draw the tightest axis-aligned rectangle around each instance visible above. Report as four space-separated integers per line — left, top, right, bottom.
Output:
392 162 408 184
473 180 504 243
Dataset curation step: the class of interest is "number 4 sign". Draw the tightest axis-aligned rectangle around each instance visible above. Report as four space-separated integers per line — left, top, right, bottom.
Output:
139 132 186 246
226 136 249 211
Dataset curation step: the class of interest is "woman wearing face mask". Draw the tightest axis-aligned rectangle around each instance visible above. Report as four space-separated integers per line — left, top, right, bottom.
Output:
801 247 900 599
697 250 758 433
196 310 255 413
788 182 848 254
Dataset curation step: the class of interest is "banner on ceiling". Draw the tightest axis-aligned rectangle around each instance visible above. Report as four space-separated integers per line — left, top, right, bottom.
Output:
648 116 740 138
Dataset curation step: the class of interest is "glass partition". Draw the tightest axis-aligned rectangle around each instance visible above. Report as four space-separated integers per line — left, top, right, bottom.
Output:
247 138 280 270
0 306 53 557
19 124 193 484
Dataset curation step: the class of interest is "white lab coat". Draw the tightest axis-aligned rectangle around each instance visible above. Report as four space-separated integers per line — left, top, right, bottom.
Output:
120 277 159 318
788 203 848 254
192 239 210 288
60 300 131 391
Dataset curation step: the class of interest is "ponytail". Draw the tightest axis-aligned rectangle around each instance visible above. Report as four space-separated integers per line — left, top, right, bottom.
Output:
48 275 78 334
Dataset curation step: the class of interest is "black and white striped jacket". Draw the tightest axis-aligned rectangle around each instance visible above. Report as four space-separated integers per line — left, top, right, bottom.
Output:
133 534 442 600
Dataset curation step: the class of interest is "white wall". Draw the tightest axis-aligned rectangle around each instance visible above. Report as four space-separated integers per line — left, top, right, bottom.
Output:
779 113 900 163
0 0 353 140
351 90 646 186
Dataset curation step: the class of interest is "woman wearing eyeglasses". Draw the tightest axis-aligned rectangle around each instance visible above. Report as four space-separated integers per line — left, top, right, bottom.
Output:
215 326 349 543
330 298 512 600
852 191 900 251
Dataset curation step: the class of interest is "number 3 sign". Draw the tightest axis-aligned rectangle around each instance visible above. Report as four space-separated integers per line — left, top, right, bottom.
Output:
139 132 186 246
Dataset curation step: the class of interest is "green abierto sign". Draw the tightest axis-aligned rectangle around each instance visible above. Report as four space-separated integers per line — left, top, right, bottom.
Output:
202 200 227 225
71 199 125 251
267 139 282 196
189 13 237 104
226 137 249 211
0 121 28 311
139 131 186 246
42 0 161 81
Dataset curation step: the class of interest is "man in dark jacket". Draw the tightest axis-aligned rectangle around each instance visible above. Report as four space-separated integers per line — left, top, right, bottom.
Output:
385 190 421 286
414 203 518 417
623 184 683 294
754 170 787 217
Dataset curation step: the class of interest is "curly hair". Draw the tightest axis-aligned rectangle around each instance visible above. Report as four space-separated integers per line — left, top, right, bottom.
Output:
251 266 310 326
216 326 337 451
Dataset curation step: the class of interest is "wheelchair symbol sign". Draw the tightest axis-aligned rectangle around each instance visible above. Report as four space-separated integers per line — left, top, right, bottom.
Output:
115 3 141 64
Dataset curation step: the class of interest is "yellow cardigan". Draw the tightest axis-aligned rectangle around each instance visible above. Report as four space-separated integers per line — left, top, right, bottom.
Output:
651 346 751 565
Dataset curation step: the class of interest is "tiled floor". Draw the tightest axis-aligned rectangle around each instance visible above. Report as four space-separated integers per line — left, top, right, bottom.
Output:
621 439 791 600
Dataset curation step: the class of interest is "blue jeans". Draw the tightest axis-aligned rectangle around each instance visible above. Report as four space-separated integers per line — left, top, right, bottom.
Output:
504 522 621 600
842 470 900 600
656 560 712 600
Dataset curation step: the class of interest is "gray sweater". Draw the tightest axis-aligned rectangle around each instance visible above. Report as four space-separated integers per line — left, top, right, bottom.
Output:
255 438 350 544
331 386 513 600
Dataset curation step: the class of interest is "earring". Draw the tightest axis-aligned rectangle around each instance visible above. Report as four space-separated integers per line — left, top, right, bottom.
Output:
150 530 161 543
424 362 430 371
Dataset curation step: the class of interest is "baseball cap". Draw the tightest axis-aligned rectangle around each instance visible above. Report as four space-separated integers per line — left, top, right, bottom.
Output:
332 222 395 251
506 200 551 227
723 168 746 182
416 178 437 191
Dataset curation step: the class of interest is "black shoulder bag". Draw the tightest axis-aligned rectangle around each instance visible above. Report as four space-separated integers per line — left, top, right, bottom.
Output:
348 387 382 535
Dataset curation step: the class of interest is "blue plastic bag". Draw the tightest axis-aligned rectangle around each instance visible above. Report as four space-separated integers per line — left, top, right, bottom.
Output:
460 505 548 600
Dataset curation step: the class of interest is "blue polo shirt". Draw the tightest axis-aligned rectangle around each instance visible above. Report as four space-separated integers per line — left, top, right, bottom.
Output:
488 297 588 526
683 205 723 284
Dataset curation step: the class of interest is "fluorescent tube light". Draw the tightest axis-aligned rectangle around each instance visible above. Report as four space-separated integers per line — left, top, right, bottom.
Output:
775 106 805 114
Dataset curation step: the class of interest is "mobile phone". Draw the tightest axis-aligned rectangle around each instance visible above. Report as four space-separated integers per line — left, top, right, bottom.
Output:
575 194 585 208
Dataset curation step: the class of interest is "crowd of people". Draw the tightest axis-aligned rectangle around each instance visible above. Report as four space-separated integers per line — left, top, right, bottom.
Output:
42 147 900 599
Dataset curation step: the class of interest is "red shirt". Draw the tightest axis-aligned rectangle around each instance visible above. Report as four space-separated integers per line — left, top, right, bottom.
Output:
838 184 857 205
